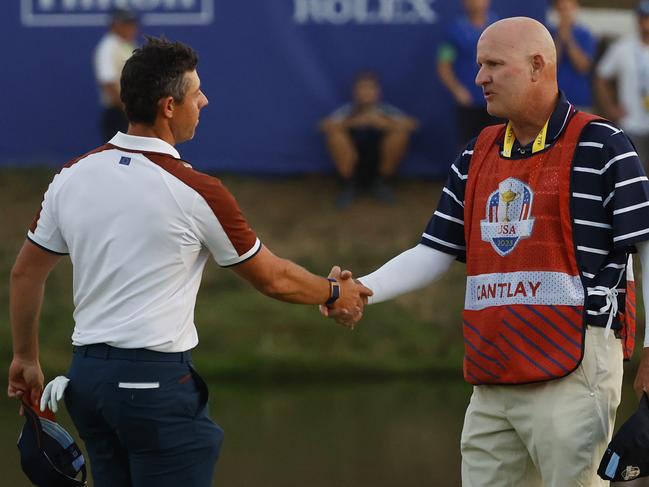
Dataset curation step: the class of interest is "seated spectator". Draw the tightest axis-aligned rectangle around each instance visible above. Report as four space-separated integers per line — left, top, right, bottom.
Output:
320 72 417 209
550 0 596 111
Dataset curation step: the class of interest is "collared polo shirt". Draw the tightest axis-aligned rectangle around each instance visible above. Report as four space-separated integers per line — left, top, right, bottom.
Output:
422 93 649 330
28 132 261 352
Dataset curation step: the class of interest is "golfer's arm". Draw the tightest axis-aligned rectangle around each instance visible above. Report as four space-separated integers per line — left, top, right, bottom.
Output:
358 244 455 304
636 241 649 347
10 240 62 360
233 245 330 304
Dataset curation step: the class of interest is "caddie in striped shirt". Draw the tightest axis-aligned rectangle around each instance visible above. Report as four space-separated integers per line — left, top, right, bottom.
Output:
325 17 649 487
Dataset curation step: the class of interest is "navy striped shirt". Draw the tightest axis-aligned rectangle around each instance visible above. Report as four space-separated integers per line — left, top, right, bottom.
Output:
422 93 649 329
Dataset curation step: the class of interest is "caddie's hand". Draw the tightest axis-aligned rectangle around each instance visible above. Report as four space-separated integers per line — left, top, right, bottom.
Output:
633 347 649 398
8 357 44 413
40 376 70 414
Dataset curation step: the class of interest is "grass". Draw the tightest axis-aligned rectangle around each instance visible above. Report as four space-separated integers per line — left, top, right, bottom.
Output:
1 168 469 381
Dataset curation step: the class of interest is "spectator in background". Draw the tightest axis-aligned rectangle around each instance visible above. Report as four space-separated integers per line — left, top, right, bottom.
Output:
437 0 499 147
320 72 417 209
595 0 649 170
550 0 596 111
94 8 139 142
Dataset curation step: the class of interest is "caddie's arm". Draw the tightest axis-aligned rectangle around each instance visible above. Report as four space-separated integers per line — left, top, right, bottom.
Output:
320 244 455 324
8 240 62 406
233 245 373 319
357 244 455 304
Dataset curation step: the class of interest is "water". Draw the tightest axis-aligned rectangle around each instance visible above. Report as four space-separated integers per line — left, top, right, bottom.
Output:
0 378 647 486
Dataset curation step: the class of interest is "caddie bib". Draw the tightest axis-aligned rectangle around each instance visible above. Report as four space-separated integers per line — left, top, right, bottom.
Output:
462 111 635 385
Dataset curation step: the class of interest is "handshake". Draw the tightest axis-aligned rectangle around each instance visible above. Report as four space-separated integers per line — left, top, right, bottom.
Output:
320 265 373 329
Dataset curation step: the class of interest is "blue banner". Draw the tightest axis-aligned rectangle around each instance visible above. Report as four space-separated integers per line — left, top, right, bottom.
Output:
1 1 548 176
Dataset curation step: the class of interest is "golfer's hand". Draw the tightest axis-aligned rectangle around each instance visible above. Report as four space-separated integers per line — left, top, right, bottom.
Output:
40 376 69 413
8 357 44 411
320 266 372 328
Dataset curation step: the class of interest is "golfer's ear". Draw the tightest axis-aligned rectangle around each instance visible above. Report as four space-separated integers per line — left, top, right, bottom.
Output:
159 96 175 119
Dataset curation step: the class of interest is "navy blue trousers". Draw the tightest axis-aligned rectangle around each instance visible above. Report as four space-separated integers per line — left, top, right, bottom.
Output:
64 344 224 487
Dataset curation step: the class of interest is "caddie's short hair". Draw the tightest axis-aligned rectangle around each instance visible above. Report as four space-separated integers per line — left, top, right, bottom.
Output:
120 36 198 125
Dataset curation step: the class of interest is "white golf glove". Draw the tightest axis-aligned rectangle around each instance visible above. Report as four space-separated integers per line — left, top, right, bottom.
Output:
40 375 70 413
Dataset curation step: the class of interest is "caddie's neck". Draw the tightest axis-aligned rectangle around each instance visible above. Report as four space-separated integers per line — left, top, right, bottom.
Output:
128 120 178 147
509 90 559 147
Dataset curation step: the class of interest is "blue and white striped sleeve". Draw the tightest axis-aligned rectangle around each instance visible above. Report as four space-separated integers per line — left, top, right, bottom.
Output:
420 139 475 262
603 130 649 250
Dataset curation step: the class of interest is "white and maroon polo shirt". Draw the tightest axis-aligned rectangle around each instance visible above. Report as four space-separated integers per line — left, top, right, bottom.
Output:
28 132 261 352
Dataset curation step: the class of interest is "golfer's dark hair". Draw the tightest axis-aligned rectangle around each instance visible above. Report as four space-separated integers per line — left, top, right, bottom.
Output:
121 36 198 125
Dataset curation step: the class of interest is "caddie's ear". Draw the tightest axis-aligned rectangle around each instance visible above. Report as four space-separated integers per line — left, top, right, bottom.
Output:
159 96 175 120
530 53 546 82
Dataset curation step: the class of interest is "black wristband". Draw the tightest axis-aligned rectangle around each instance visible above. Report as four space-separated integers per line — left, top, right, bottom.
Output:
325 278 340 306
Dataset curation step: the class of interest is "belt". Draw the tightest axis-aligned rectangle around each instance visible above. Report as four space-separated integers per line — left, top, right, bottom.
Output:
73 343 192 363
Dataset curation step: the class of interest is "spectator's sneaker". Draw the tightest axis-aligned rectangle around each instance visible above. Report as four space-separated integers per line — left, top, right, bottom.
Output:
370 181 396 204
335 185 357 209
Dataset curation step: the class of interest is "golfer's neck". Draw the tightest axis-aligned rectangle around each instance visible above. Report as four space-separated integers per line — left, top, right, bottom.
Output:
127 123 177 147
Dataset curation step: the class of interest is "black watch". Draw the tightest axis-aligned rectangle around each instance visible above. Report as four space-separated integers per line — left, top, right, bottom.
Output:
325 278 340 306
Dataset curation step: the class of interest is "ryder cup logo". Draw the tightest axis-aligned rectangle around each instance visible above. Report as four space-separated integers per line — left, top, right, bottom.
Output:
21 0 214 27
480 177 535 257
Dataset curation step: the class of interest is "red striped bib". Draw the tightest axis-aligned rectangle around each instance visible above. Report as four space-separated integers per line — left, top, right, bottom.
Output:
462 112 635 385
